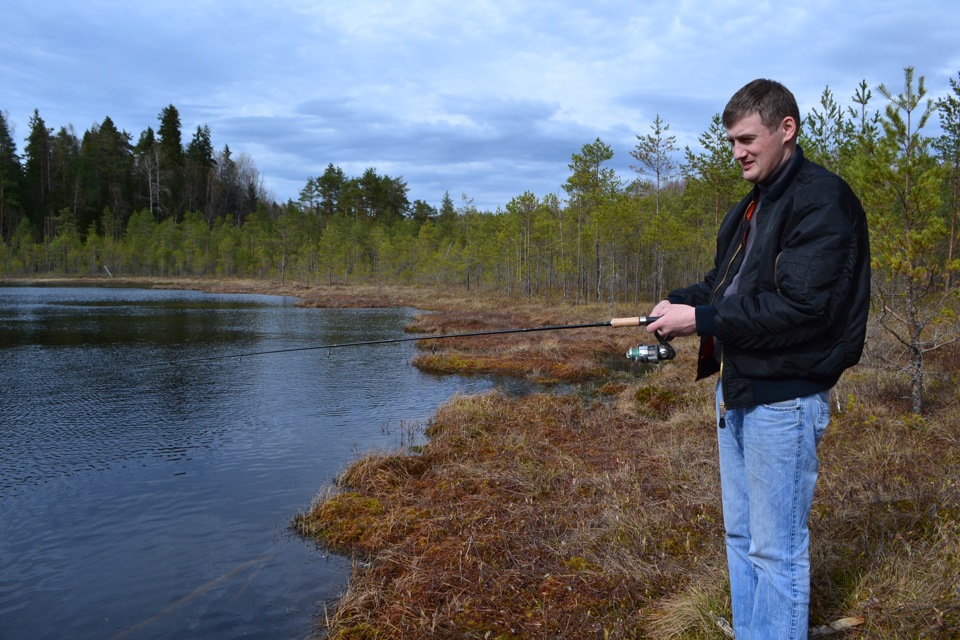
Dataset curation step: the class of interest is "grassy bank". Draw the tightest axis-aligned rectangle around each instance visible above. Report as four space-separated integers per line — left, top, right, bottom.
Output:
286 289 959 639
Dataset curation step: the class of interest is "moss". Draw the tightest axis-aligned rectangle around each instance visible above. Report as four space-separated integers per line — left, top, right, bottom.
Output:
330 623 382 640
296 492 385 552
565 556 602 573
633 385 680 419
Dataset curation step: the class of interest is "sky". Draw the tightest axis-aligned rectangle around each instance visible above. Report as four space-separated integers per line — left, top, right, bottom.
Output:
3 0 959 212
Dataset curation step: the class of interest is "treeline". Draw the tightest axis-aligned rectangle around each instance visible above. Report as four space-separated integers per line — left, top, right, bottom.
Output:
0 70 956 297
0 105 267 241
0 103 732 298
2 68 960 407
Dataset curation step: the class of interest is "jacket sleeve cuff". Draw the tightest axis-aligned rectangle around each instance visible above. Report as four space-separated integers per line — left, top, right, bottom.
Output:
695 306 717 336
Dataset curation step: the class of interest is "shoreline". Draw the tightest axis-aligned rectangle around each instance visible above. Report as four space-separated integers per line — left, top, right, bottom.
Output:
9 276 958 638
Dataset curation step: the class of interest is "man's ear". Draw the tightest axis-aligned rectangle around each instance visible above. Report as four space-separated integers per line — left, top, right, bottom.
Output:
781 116 798 143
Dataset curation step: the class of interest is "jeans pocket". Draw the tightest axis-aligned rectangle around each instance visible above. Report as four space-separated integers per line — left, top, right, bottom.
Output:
764 397 802 410
814 391 831 444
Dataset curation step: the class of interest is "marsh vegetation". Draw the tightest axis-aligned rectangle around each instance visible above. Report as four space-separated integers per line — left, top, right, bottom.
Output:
291 290 960 639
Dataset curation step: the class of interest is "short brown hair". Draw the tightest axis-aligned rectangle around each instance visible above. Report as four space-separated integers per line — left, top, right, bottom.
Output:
722 79 801 133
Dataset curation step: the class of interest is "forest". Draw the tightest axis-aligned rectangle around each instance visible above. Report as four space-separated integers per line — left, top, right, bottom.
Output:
1 67 959 412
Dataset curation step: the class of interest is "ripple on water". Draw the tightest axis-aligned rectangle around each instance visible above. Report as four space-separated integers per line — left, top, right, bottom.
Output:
0 288 508 640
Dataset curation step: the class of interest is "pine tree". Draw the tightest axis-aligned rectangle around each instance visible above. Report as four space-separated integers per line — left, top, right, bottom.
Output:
410 199 437 225
680 113 743 286
803 86 855 175
682 114 743 227
631 114 678 301
564 138 620 303
317 164 345 219
213 144 237 222
865 67 955 414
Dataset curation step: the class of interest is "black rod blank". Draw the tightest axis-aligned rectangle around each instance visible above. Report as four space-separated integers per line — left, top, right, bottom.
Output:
153 316 660 367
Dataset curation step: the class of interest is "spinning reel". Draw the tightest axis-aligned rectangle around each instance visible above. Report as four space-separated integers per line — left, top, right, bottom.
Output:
625 330 676 364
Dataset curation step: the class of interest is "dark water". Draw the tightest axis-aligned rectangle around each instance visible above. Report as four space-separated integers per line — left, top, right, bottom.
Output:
0 286 526 640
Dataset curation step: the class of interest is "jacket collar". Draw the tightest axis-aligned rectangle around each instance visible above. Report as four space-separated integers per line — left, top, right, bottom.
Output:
753 144 805 202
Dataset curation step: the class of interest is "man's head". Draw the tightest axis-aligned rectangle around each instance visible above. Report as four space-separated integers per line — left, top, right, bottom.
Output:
723 79 800 184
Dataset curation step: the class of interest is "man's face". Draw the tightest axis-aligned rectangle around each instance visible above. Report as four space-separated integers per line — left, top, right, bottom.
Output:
726 112 796 184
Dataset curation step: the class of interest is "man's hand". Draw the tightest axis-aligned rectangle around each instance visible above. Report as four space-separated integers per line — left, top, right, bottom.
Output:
646 300 697 337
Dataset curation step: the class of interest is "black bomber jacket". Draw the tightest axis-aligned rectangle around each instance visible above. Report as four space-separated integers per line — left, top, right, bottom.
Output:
667 147 870 409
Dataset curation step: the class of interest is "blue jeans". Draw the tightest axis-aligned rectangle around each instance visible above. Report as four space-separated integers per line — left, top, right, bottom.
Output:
716 384 830 640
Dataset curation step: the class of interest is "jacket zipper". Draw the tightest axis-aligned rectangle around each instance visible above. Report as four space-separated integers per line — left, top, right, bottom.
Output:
774 251 783 293
720 251 780 426
718 374 726 427
712 223 748 430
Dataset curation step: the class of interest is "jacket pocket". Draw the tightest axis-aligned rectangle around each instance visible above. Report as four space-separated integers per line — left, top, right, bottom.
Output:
774 251 818 301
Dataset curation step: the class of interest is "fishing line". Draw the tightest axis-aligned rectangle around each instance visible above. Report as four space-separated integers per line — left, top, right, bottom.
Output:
108 550 276 640
147 316 665 367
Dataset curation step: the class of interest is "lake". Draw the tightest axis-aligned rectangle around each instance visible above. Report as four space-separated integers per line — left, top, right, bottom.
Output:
0 286 527 639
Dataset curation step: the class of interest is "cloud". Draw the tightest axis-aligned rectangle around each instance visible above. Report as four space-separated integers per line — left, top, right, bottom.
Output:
3 0 960 211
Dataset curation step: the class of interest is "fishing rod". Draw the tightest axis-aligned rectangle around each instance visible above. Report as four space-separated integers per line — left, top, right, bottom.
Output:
151 315 674 367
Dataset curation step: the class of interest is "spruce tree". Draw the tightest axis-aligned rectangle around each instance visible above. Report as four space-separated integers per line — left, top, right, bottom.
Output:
49 126 81 227
185 124 215 215
23 109 52 236
79 117 133 236
0 111 23 239
157 104 184 220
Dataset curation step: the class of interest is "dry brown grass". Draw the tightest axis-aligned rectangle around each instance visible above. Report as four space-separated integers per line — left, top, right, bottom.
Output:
291 294 960 639
295 390 729 639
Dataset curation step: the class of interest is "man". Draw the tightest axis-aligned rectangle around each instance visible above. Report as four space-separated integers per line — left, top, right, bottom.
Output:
646 79 870 640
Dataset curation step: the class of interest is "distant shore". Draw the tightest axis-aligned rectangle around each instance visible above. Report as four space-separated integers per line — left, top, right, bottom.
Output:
1 275 437 308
